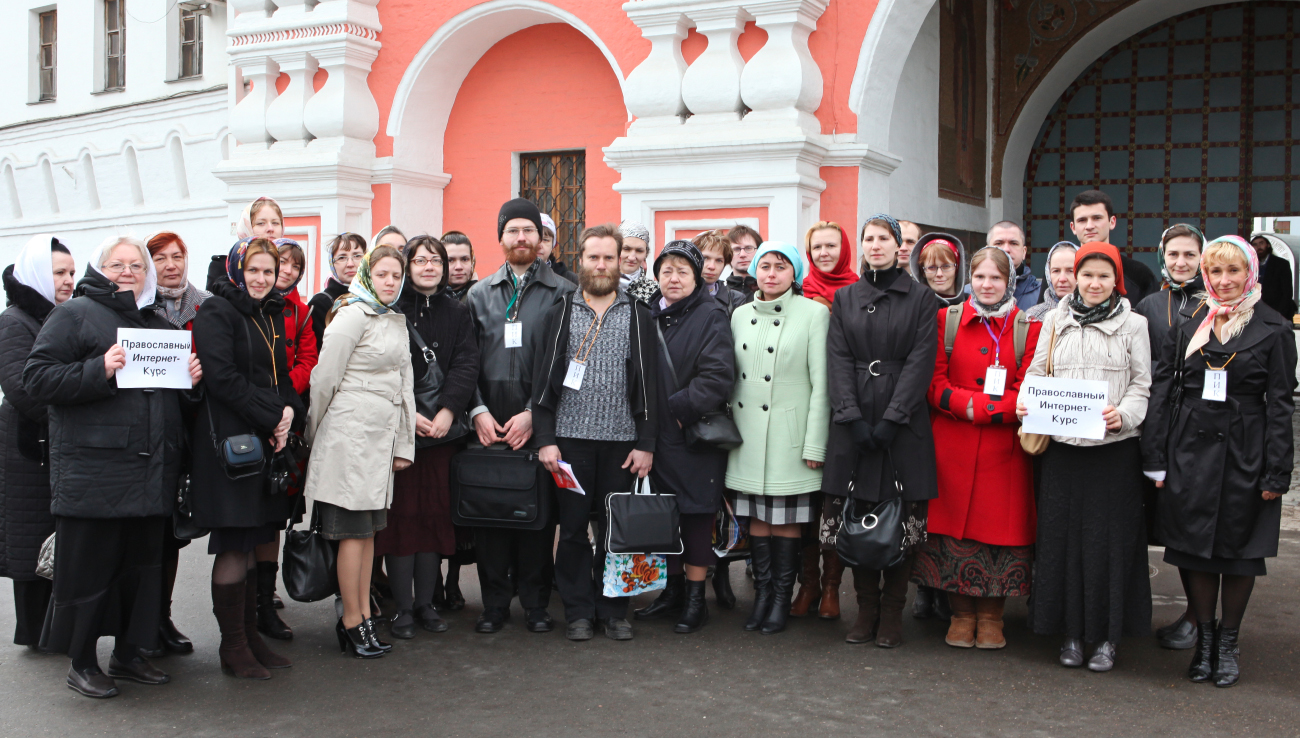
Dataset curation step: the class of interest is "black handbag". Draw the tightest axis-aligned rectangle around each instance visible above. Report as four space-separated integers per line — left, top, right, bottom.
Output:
605 476 682 555
654 324 743 451
172 473 209 541
205 396 265 480
450 444 552 530
282 502 338 603
408 323 471 448
835 452 923 570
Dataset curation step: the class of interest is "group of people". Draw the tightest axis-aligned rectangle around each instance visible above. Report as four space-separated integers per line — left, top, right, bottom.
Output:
0 188 1291 699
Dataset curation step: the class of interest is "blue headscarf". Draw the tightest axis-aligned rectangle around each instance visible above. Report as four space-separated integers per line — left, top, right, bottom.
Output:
861 213 903 246
751 241 806 285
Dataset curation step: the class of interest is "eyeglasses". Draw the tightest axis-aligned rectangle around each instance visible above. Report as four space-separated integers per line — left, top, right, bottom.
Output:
504 227 538 237
733 245 757 254
102 262 146 275
922 264 956 275
332 253 363 266
410 256 443 267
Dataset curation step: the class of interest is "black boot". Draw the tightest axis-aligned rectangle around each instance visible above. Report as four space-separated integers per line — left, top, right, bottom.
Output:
444 562 466 611
1213 626 1240 688
712 561 737 610
760 536 801 635
255 562 293 641
744 537 774 632
158 613 193 654
1188 619 1216 682
336 619 384 659
911 586 935 619
635 574 685 620
1160 614 1198 650
674 579 710 634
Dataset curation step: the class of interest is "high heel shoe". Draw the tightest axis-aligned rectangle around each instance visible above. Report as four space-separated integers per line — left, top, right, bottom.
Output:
336 618 384 659
363 617 392 653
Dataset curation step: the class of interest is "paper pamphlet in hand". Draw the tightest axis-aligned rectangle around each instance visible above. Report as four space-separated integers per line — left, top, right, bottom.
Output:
1019 375 1108 441
551 461 585 495
115 328 193 389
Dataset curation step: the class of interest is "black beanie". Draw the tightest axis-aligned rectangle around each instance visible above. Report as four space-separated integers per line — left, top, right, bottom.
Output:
497 198 544 242
654 240 703 286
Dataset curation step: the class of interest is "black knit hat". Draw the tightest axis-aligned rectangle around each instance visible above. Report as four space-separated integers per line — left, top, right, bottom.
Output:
497 198 543 241
654 240 703 285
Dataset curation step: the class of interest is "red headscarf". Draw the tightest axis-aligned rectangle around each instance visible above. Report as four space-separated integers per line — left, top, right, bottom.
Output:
803 224 857 304
1074 241 1126 295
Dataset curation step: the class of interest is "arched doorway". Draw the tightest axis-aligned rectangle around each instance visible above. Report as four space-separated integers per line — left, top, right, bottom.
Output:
1023 2 1296 264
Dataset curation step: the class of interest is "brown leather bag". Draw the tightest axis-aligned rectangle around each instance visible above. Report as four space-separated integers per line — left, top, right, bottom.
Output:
1018 325 1056 456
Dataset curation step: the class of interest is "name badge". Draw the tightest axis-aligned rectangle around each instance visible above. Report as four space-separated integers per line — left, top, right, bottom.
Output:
984 365 1007 398
1202 369 1227 402
504 322 523 348
563 361 586 390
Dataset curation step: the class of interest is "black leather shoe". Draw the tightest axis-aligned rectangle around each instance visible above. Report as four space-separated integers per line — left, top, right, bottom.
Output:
1156 610 1191 639
1213 626 1240 688
159 617 194 654
911 586 935 619
137 643 165 659
566 618 594 641
635 574 685 620
712 562 736 610
336 618 384 659
1087 641 1116 672
1159 616 1198 650
602 617 633 641
674 579 710 634
526 608 554 633
415 605 448 633
67 665 118 698
1188 619 1216 682
443 578 466 611
363 617 392 652
389 610 417 640
1059 638 1084 668
475 609 508 634
106 653 170 685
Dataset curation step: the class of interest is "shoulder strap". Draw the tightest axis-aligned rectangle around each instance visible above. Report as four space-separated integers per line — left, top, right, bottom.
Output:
943 304 962 357
1013 312 1031 367
1044 320 1057 377
654 322 682 394
406 319 436 364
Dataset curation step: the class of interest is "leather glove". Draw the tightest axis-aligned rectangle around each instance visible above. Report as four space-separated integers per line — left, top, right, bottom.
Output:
871 420 900 449
850 419 876 451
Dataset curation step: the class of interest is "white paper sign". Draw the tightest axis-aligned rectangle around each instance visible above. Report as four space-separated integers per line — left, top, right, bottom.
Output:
563 360 586 390
504 322 522 348
116 328 192 389
1019 375 1108 441
1202 369 1227 402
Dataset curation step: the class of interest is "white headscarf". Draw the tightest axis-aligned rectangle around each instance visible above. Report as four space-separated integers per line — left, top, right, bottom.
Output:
88 235 157 309
14 234 58 305
236 196 282 240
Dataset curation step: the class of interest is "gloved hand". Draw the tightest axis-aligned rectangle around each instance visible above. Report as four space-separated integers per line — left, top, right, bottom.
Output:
850 419 876 451
871 420 900 449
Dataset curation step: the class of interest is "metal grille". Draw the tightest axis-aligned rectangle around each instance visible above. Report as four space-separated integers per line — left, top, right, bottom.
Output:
38 11 55 101
105 0 125 90
1024 2 1296 257
520 151 586 269
180 8 202 79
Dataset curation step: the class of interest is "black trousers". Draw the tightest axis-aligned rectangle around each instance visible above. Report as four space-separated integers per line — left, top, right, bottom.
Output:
12 578 53 646
473 525 555 612
555 438 636 622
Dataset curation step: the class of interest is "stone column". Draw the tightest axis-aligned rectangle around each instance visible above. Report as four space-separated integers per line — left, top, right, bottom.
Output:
739 0 827 133
623 8 691 130
680 4 750 124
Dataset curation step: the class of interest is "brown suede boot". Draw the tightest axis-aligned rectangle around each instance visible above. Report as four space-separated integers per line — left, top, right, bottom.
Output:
975 596 1007 649
244 575 292 669
875 556 913 648
817 550 844 620
845 568 881 644
945 593 977 648
212 581 270 680
788 545 822 618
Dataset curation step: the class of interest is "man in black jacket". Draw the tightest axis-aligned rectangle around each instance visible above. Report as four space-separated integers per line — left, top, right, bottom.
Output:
1067 189 1157 303
724 224 761 300
533 224 657 641
442 231 478 303
464 198 576 634
1251 235 1297 319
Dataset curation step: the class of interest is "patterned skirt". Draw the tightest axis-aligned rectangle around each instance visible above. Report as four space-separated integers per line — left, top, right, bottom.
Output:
911 533 1033 597
734 491 814 525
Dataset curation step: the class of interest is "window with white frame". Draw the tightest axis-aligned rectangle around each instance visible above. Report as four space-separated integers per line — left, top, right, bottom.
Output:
38 10 56 101
104 0 124 90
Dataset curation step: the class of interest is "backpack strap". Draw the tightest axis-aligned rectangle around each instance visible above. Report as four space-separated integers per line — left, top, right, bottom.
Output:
942 304 962 357
1012 312 1031 367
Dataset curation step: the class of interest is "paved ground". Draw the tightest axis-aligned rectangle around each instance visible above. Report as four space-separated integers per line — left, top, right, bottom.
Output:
1 530 1297 738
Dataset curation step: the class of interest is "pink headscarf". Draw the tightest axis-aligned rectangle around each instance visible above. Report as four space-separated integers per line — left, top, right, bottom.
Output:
1185 235 1260 358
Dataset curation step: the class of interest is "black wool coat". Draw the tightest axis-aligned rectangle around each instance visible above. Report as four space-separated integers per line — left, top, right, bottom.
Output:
1142 301 1297 560
1134 277 1202 374
23 270 188 520
190 279 303 529
822 270 939 503
649 287 735 514
0 266 56 579
308 277 349 352
396 284 480 417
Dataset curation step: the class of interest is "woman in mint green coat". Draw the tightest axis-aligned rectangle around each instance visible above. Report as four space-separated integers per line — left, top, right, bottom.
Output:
726 241 829 635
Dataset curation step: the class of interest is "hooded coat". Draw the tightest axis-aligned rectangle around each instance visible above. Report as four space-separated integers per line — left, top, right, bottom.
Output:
908 233 968 309
0 266 56 579
23 269 188 519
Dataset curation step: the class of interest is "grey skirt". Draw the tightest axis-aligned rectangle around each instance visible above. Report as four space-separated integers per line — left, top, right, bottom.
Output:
317 501 387 540
734 491 814 525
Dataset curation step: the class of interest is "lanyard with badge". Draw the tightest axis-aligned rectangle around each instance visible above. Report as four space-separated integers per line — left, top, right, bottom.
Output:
1199 350 1235 402
503 271 524 348
980 316 1009 398
563 297 608 390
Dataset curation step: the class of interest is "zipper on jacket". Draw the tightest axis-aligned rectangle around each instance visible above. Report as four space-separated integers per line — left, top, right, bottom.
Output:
540 295 572 407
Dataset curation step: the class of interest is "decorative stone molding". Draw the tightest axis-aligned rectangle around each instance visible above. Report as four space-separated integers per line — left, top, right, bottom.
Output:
264 50 318 146
679 5 750 124
623 6 691 128
229 23 379 46
738 0 826 133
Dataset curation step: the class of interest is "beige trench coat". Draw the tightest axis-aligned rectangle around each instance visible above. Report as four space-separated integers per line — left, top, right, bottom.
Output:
305 302 416 511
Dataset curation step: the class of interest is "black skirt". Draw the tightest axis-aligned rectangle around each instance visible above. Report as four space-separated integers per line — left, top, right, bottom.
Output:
207 523 280 555
1029 439 1152 643
1164 547 1267 576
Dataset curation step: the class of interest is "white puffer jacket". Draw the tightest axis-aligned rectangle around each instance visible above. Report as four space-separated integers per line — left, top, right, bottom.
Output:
1026 297 1152 446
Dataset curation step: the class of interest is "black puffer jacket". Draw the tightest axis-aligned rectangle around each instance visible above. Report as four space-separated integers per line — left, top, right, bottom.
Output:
396 284 480 417
23 270 188 519
190 279 302 529
0 266 56 579
308 278 348 351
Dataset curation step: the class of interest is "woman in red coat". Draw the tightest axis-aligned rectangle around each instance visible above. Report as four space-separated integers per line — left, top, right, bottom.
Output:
913 247 1041 650
274 238 318 395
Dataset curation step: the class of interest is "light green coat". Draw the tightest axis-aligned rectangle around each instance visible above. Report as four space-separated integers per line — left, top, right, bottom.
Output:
725 289 829 495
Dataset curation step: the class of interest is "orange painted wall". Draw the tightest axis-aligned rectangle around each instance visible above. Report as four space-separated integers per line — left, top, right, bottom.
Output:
653 208 769 248
441 24 627 276
283 215 322 293
818 166 859 236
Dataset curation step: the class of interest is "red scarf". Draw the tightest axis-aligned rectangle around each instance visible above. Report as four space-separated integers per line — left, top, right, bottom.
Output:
803 226 857 304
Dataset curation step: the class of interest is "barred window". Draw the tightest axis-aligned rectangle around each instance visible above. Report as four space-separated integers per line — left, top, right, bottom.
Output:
519 151 586 269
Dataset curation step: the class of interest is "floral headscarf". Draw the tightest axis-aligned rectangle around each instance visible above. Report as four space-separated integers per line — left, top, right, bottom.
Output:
1186 235 1261 358
225 238 275 294
337 250 403 315
272 237 304 295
